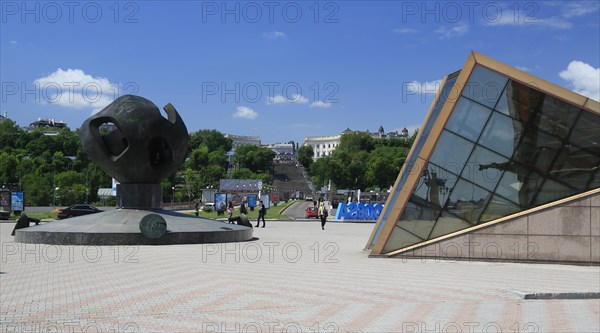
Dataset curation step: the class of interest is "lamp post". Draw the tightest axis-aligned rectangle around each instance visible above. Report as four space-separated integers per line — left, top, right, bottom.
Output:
171 186 175 207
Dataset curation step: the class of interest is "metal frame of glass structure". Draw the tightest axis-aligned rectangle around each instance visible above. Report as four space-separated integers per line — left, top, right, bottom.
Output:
367 51 600 256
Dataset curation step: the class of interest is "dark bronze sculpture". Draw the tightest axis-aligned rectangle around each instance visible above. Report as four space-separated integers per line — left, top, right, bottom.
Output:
80 95 188 208
16 94 253 245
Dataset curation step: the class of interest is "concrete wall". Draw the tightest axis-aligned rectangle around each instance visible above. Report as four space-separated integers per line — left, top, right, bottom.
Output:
396 192 599 265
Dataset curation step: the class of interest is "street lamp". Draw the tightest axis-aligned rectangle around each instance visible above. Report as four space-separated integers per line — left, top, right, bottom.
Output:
171 186 175 206
53 187 59 207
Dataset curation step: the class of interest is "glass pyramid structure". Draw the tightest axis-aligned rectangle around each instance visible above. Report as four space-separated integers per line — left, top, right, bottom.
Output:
367 51 600 256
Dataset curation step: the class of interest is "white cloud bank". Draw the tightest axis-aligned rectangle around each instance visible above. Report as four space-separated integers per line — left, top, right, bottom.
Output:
435 23 468 39
559 61 600 101
309 101 332 108
267 94 308 105
233 106 258 119
263 31 286 39
34 68 119 113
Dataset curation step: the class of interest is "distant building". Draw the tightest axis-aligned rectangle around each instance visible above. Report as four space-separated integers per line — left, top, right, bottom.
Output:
303 126 411 160
224 134 261 147
27 118 68 135
0 112 8 124
303 134 342 159
264 143 295 162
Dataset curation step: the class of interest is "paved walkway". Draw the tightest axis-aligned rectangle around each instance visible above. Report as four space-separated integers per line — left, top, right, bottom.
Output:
1 221 599 332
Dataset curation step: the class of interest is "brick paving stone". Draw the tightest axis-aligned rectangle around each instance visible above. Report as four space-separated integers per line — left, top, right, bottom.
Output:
1 221 599 333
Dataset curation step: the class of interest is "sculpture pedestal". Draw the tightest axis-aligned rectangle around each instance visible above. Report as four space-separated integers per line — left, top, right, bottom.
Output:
116 183 162 208
15 209 254 245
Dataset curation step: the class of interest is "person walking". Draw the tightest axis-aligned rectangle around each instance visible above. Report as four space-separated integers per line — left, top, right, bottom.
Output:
256 200 266 228
227 201 234 223
240 198 247 215
318 198 328 230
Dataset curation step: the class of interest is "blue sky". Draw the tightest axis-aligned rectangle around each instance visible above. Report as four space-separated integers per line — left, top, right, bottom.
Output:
1 1 599 144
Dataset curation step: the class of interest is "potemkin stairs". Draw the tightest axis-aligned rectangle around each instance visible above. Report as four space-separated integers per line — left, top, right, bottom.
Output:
367 51 599 264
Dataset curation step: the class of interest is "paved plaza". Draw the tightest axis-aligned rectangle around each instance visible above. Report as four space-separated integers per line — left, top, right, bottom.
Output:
1 219 599 333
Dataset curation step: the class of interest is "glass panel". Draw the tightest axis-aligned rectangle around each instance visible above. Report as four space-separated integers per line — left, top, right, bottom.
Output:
461 145 508 191
569 109 600 154
495 168 543 207
413 163 458 208
479 112 522 158
480 195 521 223
445 98 492 141
429 130 474 173
370 75 460 249
531 96 580 139
513 130 563 174
532 179 577 206
551 145 600 190
495 80 545 121
429 211 473 239
462 65 508 109
396 197 440 239
383 226 424 253
445 179 492 224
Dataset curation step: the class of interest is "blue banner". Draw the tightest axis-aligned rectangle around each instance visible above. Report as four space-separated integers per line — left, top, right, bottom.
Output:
247 194 257 208
335 202 384 221
11 192 23 211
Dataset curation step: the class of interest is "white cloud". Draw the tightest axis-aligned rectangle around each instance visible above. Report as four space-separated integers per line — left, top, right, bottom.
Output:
393 28 418 34
515 66 531 72
263 31 286 39
404 79 443 94
486 13 572 29
556 1 600 18
267 94 308 105
434 23 468 39
309 101 332 108
233 106 258 119
485 2 599 30
10 40 17 45
559 61 600 101
34 68 118 113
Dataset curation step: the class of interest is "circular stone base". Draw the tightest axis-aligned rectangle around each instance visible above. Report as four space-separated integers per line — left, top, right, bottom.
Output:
14 209 253 245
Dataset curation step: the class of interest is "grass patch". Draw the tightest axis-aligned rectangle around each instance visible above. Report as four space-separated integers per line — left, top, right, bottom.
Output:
187 200 296 220
10 210 58 220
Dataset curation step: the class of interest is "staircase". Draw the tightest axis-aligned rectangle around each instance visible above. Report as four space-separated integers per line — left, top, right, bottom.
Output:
272 162 314 198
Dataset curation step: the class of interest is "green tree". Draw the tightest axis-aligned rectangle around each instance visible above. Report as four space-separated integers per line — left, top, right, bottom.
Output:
188 129 232 153
234 145 275 173
297 145 314 169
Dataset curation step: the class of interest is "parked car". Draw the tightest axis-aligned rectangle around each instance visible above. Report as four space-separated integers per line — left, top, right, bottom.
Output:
305 206 319 219
201 203 215 212
57 204 102 219
305 195 314 201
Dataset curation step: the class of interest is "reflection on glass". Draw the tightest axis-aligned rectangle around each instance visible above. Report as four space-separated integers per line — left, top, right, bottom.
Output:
445 98 492 141
495 80 544 121
533 178 577 206
480 195 521 223
569 109 600 153
445 179 491 224
533 96 580 139
429 130 474 172
479 112 521 158
462 65 508 109
370 75 460 249
382 226 423 253
495 168 543 207
428 211 473 239
413 163 458 208
461 145 507 191
513 130 562 174
396 198 438 240
551 145 600 190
